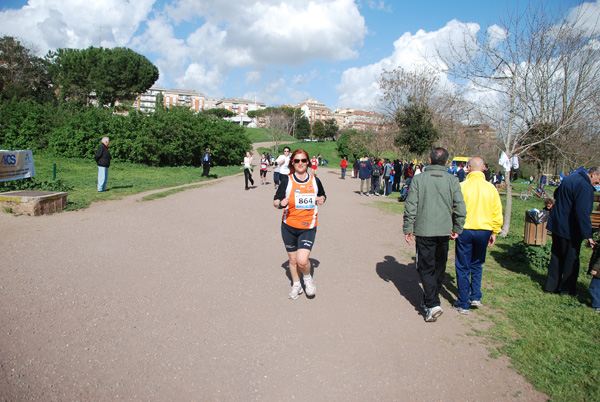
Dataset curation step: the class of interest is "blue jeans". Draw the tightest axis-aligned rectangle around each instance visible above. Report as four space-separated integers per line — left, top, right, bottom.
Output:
97 166 109 191
590 277 600 308
341 168 346 179
454 229 492 309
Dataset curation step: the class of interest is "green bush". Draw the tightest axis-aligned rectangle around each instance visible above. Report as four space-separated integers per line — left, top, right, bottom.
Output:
0 99 252 168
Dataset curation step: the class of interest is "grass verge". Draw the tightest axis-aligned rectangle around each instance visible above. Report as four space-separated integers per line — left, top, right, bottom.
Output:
370 182 600 401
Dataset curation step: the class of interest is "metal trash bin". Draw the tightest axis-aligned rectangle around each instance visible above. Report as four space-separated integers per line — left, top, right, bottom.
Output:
524 209 550 245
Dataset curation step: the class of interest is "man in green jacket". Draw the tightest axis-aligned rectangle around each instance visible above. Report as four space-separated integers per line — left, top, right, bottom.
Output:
403 147 466 322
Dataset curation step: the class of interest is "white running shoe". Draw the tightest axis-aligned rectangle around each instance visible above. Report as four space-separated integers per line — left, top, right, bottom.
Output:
425 306 443 322
304 278 316 297
289 285 303 300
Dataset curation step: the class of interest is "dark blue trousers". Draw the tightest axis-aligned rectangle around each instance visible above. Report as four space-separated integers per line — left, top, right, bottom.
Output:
454 229 492 309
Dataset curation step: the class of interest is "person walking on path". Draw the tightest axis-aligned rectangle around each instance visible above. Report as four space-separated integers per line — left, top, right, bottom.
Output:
243 151 255 190
544 166 600 296
311 155 318 176
403 147 466 322
340 157 348 179
370 159 382 196
259 153 269 185
273 147 291 190
353 158 359 179
273 149 326 300
201 148 212 177
453 157 503 315
94 136 111 192
358 155 372 195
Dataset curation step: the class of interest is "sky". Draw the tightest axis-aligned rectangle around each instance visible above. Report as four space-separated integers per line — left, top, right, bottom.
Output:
0 0 597 111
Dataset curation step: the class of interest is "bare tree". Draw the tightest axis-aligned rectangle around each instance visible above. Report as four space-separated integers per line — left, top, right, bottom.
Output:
436 2 600 236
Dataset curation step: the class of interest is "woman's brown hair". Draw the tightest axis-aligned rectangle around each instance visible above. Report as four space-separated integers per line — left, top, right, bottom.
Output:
288 149 309 175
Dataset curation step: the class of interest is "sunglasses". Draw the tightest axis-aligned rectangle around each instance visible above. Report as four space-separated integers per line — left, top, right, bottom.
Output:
293 158 308 164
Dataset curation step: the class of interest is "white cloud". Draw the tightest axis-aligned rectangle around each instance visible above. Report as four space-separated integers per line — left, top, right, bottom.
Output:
335 19 480 110
0 0 155 54
568 0 600 35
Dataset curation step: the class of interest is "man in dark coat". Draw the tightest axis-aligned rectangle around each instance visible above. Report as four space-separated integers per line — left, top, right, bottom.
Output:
201 148 212 177
545 167 600 296
94 137 111 192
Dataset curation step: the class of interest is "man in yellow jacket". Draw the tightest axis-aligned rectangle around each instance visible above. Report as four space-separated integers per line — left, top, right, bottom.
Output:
454 157 503 314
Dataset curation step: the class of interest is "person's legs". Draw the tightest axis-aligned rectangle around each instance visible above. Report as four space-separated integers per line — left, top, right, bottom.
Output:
416 236 440 308
341 167 346 179
468 230 492 302
589 277 600 309
545 233 566 293
97 166 108 191
433 236 449 303
454 230 473 310
273 172 280 188
244 169 249 188
559 239 581 295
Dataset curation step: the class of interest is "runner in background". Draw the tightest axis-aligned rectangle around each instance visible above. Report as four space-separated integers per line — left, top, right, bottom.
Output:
259 153 269 185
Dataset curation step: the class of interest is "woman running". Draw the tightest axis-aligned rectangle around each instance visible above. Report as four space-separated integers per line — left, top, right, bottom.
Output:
259 153 269 185
273 149 326 300
243 151 254 190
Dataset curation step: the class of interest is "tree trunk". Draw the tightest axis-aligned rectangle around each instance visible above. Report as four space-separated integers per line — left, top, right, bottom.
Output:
500 169 512 237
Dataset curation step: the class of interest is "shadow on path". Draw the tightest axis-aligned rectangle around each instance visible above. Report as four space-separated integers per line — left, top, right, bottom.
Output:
376 255 459 316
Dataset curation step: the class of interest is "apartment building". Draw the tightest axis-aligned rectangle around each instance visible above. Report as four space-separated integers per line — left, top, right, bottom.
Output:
334 108 386 131
135 88 265 126
216 98 267 126
295 98 332 124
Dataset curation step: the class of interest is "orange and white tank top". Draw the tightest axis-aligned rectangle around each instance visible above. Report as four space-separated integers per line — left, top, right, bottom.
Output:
282 174 319 229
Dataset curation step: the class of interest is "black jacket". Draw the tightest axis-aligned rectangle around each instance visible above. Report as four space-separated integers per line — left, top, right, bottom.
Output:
95 144 111 168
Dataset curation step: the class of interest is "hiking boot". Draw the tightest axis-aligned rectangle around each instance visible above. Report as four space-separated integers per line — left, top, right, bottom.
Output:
304 278 316 297
288 285 303 300
425 306 443 322
453 305 470 315
470 300 484 308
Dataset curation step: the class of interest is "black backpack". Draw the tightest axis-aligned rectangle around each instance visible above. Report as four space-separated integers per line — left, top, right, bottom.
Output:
372 164 381 177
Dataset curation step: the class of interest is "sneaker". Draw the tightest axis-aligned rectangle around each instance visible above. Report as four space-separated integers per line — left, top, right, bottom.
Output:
594 308 600 313
425 306 443 322
420 300 427 311
304 278 316 297
470 300 484 308
453 305 470 315
289 285 303 300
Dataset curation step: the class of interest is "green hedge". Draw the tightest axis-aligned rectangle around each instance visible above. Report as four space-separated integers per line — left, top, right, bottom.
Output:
0 100 251 167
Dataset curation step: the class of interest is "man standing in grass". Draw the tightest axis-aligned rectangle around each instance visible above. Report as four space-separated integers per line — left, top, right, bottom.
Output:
453 157 503 315
94 137 111 192
403 147 466 322
201 148 212 177
545 167 600 296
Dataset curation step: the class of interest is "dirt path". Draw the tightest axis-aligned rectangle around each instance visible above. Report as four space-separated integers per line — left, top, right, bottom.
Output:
0 160 546 401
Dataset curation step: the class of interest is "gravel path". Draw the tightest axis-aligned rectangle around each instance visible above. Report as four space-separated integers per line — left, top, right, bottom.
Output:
0 150 546 401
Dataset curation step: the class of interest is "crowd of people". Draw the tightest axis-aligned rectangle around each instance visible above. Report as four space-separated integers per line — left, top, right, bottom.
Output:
232 144 600 319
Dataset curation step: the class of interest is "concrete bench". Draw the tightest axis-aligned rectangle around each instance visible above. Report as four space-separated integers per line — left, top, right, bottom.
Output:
0 191 68 216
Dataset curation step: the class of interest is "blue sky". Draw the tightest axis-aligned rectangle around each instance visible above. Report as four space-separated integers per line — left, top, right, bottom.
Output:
0 0 593 110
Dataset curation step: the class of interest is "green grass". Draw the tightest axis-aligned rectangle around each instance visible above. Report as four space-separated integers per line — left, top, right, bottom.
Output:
370 181 600 402
244 127 296 143
258 140 343 166
7 152 241 210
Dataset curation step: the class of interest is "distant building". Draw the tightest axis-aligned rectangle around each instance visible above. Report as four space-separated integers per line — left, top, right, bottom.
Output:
216 98 267 127
333 108 386 131
295 98 332 124
134 88 265 126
